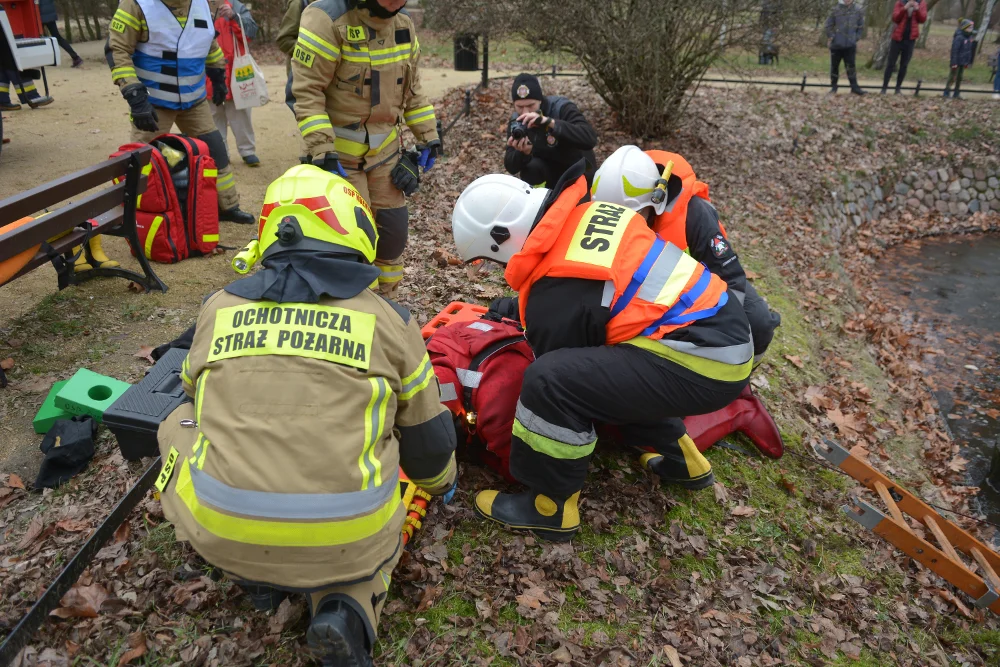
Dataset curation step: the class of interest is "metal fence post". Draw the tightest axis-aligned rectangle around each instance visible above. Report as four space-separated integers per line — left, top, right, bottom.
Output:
800 75 807 92
914 79 922 97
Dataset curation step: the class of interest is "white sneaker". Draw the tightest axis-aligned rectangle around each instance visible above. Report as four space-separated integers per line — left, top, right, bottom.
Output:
994 93 1000 100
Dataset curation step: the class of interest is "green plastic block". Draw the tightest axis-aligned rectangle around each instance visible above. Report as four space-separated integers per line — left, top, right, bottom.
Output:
32 380 71 434
55 369 131 423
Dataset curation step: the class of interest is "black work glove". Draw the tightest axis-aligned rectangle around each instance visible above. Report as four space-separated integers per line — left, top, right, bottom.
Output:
207 68 228 105
313 152 348 177
121 83 159 133
391 149 420 196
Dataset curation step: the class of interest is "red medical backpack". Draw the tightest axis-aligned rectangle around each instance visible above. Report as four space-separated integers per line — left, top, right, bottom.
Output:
112 135 219 263
426 316 535 482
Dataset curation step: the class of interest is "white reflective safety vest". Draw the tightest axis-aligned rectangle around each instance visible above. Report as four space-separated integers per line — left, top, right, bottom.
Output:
133 0 215 109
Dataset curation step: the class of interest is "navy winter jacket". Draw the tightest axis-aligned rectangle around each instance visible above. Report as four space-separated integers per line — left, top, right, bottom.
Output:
38 0 58 25
950 30 976 67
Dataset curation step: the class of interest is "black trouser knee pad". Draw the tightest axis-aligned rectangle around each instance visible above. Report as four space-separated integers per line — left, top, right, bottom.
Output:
197 130 230 170
374 207 409 260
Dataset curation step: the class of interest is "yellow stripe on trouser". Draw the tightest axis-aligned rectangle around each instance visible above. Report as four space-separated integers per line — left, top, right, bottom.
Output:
622 336 752 383
512 418 596 460
195 369 210 423
378 263 403 284
217 171 235 191
0 84 8 93
172 458 400 547
333 127 398 159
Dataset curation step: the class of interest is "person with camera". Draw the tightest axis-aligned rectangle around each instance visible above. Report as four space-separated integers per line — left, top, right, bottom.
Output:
504 73 597 188
880 0 927 95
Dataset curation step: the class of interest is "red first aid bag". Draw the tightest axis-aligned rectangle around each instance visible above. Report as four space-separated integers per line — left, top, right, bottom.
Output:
427 317 534 482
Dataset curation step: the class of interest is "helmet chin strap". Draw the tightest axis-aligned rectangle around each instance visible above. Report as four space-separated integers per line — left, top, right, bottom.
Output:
362 0 402 18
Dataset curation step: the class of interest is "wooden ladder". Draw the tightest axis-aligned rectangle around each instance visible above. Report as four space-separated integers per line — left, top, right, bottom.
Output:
814 439 1000 614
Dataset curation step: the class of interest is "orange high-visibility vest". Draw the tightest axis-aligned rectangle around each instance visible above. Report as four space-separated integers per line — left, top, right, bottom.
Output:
505 175 729 346
645 150 726 248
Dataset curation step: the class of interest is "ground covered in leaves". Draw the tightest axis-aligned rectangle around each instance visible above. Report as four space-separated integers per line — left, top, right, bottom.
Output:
2 80 1000 666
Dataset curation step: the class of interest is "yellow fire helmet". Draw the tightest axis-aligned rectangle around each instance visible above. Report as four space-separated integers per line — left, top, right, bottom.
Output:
257 164 378 264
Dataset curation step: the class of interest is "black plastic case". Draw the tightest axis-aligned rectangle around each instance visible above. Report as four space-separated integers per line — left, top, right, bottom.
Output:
103 348 191 461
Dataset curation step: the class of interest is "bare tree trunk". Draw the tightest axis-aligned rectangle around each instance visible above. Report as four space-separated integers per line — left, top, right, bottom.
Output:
63 12 72 43
917 18 931 46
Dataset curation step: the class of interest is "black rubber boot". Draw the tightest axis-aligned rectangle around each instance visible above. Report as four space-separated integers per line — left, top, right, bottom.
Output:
220 207 255 224
474 490 580 542
242 584 287 612
639 435 715 490
307 599 373 667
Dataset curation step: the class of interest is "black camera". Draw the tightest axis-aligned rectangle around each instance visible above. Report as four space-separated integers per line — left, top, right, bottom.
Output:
509 119 529 141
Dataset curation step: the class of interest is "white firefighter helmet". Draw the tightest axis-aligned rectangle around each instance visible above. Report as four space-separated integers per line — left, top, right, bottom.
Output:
591 145 668 216
452 174 548 265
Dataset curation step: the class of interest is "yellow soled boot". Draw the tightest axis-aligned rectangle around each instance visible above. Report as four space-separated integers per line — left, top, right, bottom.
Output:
474 490 580 542
85 236 119 269
72 245 93 273
640 434 715 490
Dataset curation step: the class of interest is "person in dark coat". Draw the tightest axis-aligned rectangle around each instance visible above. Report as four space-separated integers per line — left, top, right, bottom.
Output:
944 19 976 99
824 0 866 95
881 0 928 94
39 0 83 67
504 74 598 188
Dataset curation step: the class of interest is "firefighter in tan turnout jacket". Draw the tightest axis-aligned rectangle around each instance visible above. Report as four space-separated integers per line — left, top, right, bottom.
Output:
291 0 440 298
105 0 255 223
156 165 457 666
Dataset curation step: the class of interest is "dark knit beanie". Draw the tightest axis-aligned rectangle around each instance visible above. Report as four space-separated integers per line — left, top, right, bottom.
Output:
511 74 543 102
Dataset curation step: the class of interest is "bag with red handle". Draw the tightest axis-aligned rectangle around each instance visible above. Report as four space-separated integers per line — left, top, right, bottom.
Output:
425 304 535 482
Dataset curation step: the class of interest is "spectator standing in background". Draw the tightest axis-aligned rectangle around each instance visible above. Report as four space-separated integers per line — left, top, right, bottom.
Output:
943 19 976 99
993 44 999 100
881 0 927 94
209 0 261 167
825 0 866 95
39 0 83 68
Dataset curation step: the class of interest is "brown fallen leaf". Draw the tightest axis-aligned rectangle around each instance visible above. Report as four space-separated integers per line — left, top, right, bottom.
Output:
936 589 974 618
780 477 797 495
117 631 147 666
113 522 131 545
784 354 804 369
731 505 756 517
126 281 146 293
56 519 91 533
267 598 304 635
134 346 156 364
803 539 818 559
827 408 864 436
713 482 728 504
516 586 550 610
744 270 760 280
803 385 832 410
550 645 572 664
848 443 871 462
0 357 14 371
16 514 45 550
7 473 25 489
416 584 441 612
50 583 109 619
663 645 683 667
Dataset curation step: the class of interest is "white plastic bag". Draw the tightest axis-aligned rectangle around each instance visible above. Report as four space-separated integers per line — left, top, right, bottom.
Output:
230 15 269 110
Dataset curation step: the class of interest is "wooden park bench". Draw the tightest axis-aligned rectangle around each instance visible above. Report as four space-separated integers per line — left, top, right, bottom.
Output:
0 145 166 387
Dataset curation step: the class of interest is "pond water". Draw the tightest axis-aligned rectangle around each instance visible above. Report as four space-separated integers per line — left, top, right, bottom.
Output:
883 235 1000 523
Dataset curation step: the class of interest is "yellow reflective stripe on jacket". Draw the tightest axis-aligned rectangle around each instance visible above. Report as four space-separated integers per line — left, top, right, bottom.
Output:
359 377 389 490
207 302 376 371
635 244 700 306
621 336 753 383
297 27 340 61
194 369 210 423
111 66 137 80
112 8 141 31
180 354 192 385
172 458 400 547
206 47 225 64
404 105 435 126
299 114 334 137
369 43 412 64
400 353 433 401
144 215 164 259
341 43 370 63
